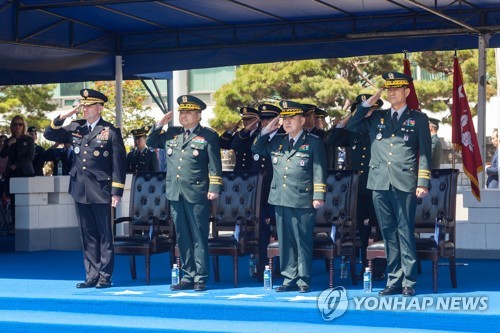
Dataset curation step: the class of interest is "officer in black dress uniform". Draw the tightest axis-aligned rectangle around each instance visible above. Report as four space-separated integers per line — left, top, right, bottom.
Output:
44 89 127 289
27 126 46 176
126 127 160 174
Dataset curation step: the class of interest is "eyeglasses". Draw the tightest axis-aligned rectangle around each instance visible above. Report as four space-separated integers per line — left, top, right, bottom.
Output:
12 123 24 127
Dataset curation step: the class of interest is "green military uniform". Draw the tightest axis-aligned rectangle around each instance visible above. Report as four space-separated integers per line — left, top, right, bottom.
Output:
252 100 326 290
347 73 431 292
147 95 222 288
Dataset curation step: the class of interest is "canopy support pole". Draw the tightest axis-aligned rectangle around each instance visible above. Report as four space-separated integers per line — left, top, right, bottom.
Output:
115 55 123 128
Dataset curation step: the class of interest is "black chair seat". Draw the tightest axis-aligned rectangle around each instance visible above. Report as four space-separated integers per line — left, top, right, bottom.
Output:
313 236 335 250
208 236 239 248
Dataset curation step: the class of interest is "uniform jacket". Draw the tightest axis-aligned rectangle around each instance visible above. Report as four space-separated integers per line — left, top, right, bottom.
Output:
44 116 127 203
0 134 35 177
33 144 46 176
431 134 442 169
347 105 431 192
252 131 327 209
487 150 498 187
126 147 160 174
147 124 222 203
230 128 265 172
45 147 75 176
327 128 371 196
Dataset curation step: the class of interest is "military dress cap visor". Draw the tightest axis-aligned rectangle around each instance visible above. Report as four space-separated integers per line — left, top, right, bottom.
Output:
314 108 328 118
258 104 281 119
240 107 260 119
177 95 207 111
429 117 440 129
301 103 316 116
355 94 383 108
382 72 413 88
80 89 108 105
278 100 306 118
131 126 150 138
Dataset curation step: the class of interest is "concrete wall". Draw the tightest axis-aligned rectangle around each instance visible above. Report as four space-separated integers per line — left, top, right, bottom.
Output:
11 175 133 251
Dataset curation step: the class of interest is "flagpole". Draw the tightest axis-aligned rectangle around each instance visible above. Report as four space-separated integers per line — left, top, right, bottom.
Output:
477 34 489 189
452 50 457 170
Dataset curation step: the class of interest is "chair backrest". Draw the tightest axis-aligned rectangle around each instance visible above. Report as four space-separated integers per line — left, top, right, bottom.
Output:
316 170 359 247
414 169 458 245
213 170 263 239
128 172 170 234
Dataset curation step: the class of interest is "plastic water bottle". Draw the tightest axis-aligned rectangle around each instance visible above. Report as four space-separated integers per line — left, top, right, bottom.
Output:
263 265 272 290
57 160 63 176
171 264 179 286
249 254 256 276
234 223 240 241
340 256 347 279
363 267 372 293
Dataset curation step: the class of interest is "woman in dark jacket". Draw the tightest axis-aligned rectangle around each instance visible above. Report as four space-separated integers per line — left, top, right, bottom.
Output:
1 115 35 178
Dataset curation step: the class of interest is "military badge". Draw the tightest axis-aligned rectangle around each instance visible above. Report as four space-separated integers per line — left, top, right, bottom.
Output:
103 151 109 157
193 150 199 156
253 154 259 161
376 133 383 140
404 135 409 141
167 148 173 156
299 160 305 166
94 151 100 157
74 147 80 154
273 157 278 164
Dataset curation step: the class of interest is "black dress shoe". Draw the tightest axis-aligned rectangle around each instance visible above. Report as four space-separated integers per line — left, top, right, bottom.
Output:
298 285 310 293
170 281 194 291
402 286 416 297
95 279 112 289
194 282 207 292
76 279 97 288
275 285 299 292
378 286 402 296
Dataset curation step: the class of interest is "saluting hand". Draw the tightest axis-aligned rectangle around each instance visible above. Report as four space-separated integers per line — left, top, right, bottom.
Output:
230 120 242 133
60 103 81 120
158 111 173 126
367 88 384 106
261 116 280 135
244 118 259 132
111 195 121 208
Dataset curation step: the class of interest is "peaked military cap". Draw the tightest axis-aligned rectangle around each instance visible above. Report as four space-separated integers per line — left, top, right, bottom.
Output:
239 106 260 119
177 95 207 111
131 126 150 138
314 108 328 118
279 100 306 118
301 103 316 116
80 89 108 105
27 126 37 133
382 72 413 88
258 103 281 119
428 117 440 130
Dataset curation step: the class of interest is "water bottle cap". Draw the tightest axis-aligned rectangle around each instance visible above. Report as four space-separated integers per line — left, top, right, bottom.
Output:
365 267 371 271
173 264 177 268
265 265 270 269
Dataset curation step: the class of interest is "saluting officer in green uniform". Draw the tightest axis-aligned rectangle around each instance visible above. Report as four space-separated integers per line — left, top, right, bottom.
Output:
347 72 431 297
147 95 222 292
252 100 327 293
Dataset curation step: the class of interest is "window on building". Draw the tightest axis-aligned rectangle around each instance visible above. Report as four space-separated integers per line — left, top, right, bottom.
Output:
188 66 236 92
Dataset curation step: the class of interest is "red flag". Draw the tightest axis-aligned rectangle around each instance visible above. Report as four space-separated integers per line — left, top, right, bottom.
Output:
403 58 420 110
452 56 483 201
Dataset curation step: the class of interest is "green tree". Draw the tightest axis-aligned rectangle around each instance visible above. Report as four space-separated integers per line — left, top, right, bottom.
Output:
0 84 57 133
92 81 156 139
212 51 496 132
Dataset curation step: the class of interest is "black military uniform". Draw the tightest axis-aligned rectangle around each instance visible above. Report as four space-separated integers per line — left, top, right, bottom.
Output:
252 100 327 293
429 117 442 169
147 95 222 292
347 73 432 297
44 89 127 288
327 94 386 279
229 107 261 171
45 144 74 176
126 127 160 174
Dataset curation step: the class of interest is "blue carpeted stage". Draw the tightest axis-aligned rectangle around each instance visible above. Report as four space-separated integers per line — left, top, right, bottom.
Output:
0 250 498 332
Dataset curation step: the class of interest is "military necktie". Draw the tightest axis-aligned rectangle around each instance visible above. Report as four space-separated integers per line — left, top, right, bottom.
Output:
88 125 92 134
392 111 398 128
289 138 294 152
184 129 190 141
